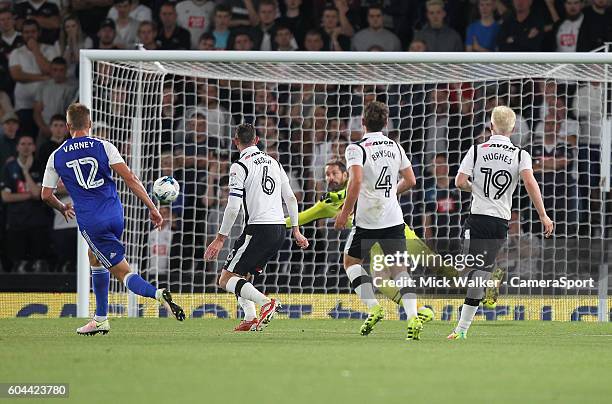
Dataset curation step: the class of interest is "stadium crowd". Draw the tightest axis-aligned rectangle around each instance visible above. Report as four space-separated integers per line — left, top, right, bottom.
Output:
0 0 611 275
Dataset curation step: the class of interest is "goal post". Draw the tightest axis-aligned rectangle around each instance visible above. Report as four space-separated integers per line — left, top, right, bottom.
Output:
77 50 611 321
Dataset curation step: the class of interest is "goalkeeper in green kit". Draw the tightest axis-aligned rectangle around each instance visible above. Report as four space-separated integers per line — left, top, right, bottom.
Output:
285 160 502 321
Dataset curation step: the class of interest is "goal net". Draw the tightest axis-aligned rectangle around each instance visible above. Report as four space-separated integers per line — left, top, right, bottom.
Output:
80 51 610 322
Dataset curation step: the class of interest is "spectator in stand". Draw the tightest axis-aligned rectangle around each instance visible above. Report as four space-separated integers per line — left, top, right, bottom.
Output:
107 0 152 23
111 0 140 49
413 0 463 52
33 58 77 141
231 30 254 50
0 90 12 119
55 15 93 79
303 28 325 51
0 8 24 95
0 134 51 272
497 0 546 51
0 113 19 168
530 116 577 236
0 8 23 94
274 24 298 51
50 178 78 272
14 0 60 45
278 0 312 49
198 32 215 50
554 0 605 52
176 0 216 50
408 39 427 52
36 114 67 167
157 2 191 50
320 5 352 51
95 19 121 49
212 4 233 50
0 9 23 53
9 19 59 138
465 0 500 51
196 80 233 152
351 5 401 51
138 21 160 50
71 0 115 39
580 0 612 51
423 153 463 252
251 0 280 51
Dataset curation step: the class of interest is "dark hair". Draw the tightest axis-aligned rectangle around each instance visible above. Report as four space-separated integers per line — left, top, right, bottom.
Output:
215 4 232 14
199 32 214 42
363 101 388 132
323 6 339 14
51 56 67 65
305 28 323 39
50 114 67 124
160 1 176 11
139 20 158 32
0 8 14 16
325 159 347 173
259 0 278 10
22 18 40 31
367 5 384 14
275 23 292 34
234 123 257 145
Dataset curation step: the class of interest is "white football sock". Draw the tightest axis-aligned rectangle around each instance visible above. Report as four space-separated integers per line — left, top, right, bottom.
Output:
394 271 417 320
346 264 379 309
226 277 270 306
456 304 479 333
238 297 257 321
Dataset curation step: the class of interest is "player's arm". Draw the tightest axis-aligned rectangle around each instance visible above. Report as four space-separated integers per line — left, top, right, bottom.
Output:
40 156 75 222
335 144 363 230
335 166 361 230
455 172 472 192
455 146 474 192
519 150 554 237
397 167 416 194
396 147 416 194
204 163 245 261
281 165 308 249
111 162 162 229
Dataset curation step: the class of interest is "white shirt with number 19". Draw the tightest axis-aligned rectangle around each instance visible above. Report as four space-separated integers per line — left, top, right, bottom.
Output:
458 134 532 221
228 145 289 225
345 131 411 229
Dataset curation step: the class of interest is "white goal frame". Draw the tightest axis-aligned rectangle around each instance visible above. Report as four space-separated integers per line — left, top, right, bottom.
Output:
77 50 612 320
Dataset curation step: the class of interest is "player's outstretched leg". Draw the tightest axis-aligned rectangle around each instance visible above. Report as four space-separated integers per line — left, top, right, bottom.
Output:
77 255 111 336
448 269 490 340
393 271 425 341
345 263 383 336
111 260 185 321
220 270 280 331
235 296 258 332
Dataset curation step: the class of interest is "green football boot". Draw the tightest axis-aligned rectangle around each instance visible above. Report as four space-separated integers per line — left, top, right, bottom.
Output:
360 304 384 336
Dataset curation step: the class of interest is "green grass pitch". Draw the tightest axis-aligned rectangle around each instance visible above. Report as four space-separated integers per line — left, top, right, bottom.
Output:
1 319 611 404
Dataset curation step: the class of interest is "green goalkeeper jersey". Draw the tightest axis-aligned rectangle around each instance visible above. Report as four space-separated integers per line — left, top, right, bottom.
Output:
284 188 458 278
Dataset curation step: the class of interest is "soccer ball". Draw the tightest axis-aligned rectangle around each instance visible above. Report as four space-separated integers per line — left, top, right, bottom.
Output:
153 176 180 203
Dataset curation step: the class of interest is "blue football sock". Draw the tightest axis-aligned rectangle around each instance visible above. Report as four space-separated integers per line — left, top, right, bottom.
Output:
124 273 157 298
91 267 110 318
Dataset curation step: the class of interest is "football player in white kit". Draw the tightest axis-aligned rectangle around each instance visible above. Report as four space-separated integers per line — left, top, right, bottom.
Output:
449 106 554 340
204 124 309 332
334 101 424 341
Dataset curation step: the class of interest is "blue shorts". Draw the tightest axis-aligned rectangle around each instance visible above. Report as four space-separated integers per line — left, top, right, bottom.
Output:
80 217 125 269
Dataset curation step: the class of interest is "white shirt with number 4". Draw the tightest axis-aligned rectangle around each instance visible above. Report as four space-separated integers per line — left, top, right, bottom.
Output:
345 131 411 229
458 135 532 221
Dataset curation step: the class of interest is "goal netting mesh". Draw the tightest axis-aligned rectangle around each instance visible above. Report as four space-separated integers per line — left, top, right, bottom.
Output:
86 54 610 321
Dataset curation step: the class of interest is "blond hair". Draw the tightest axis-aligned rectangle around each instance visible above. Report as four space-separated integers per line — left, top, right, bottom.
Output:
490 105 516 136
66 103 91 131
426 0 445 9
